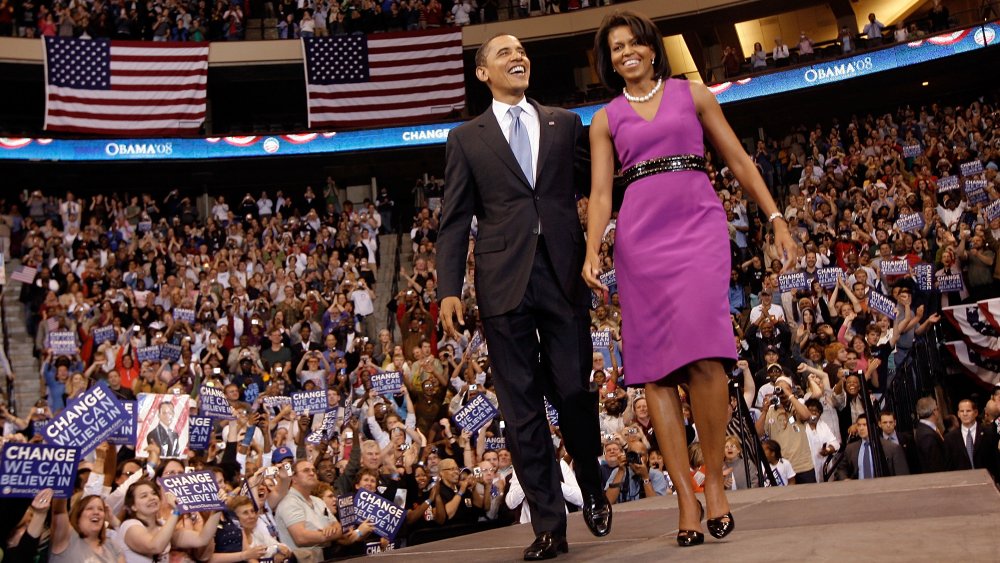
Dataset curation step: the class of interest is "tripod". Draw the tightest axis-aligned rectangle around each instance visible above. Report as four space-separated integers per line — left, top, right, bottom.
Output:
729 376 777 487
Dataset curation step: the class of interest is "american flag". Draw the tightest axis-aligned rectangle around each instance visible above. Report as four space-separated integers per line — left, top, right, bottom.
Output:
302 29 465 129
43 37 209 136
10 265 37 284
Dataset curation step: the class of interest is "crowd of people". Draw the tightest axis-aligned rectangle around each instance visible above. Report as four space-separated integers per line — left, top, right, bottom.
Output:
1 88 999 558
0 0 620 41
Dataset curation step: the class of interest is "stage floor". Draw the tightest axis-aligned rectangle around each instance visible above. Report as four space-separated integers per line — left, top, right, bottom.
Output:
376 470 1000 561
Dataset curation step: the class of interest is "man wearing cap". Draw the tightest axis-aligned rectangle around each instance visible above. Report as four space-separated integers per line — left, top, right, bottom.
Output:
756 376 817 483
748 289 785 325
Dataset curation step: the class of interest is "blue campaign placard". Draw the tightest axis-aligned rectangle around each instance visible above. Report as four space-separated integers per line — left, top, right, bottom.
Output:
370 371 402 395
543 396 559 427
880 259 910 276
108 401 136 446
936 175 960 192
599 269 617 293
964 179 990 205
49 331 77 356
986 199 1000 221
43 381 129 456
158 470 226 514
468 331 484 355
778 272 809 292
137 221 152 233
894 212 925 233
199 385 235 419
338 494 358 528
263 396 291 414
0 443 80 499
160 344 182 363
291 390 329 415
867 290 897 320
936 273 965 293
244 383 261 404
92 325 116 345
902 144 922 158
960 160 984 177
353 489 406 540
453 393 498 433
914 264 934 291
484 436 506 451
591 290 601 309
188 416 213 450
591 330 611 349
173 308 196 324
137 345 160 363
817 267 843 289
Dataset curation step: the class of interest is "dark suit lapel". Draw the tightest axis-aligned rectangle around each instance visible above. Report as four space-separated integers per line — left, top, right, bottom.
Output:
532 99 556 187
476 110 532 190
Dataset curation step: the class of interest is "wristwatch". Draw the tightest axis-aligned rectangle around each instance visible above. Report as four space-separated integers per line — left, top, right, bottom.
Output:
642 478 651 485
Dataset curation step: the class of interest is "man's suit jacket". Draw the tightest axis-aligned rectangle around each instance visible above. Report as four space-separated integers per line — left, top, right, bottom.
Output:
884 431 921 474
914 422 948 473
148 424 180 457
437 99 590 318
835 438 909 480
944 422 999 479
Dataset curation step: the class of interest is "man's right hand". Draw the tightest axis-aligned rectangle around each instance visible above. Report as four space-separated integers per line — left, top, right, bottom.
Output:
582 251 606 292
440 296 465 339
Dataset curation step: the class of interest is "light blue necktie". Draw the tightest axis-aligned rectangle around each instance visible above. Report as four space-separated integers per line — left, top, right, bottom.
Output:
507 106 534 188
966 429 975 466
860 441 873 479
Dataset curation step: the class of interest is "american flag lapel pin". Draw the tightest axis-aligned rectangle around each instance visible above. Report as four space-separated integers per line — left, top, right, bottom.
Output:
548 121 555 126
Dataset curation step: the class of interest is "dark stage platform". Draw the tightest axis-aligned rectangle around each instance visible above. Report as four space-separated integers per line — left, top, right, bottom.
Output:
376 470 1000 561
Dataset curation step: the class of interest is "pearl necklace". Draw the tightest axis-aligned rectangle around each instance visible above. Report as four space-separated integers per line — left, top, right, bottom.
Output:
623 78 663 103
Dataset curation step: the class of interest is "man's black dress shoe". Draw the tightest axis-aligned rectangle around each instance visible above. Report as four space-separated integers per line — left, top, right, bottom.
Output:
523 531 568 561
582 494 613 537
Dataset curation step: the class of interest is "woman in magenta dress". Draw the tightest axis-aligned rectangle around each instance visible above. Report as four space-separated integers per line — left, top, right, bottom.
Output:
584 11 797 546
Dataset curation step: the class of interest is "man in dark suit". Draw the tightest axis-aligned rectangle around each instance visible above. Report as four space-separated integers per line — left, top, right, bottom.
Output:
438 33 610 560
147 400 180 458
878 409 921 474
836 413 909 480
944 399 999 482
914 396 948 473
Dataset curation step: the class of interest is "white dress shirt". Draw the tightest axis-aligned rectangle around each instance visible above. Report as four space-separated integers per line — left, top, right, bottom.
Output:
506 459 582 524
491 97 540 185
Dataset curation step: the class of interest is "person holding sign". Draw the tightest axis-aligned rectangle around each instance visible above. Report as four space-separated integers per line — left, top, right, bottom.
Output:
437 31 613 558
116 479 222 562
584 11 797 547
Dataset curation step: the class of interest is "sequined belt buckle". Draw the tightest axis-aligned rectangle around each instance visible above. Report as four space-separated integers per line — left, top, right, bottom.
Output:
620 154 708 187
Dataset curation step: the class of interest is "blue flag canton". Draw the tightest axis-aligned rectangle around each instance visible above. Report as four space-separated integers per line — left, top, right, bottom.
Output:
305 35 370 85
46 37 111 89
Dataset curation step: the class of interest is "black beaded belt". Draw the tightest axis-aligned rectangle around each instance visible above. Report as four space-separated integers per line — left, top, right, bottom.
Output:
620 154 708 187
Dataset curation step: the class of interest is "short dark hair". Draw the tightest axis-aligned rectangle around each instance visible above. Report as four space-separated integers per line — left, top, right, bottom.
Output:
475 33 514 68
593 10 670 92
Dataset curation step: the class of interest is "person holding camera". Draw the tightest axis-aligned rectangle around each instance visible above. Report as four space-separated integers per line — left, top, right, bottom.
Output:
604 441 668 504
755 376 817 483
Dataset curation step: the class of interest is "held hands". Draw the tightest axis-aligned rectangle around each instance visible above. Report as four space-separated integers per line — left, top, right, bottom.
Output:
582 250 606 292
440 296 465 340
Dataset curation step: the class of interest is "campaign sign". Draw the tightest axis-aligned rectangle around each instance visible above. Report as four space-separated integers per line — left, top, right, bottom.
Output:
543 396 559 427
92 325 116 345
590 291 601 309
964 179 990 205
591 330 611 349
600 269 617 293
353 489 406 540
138 220 152 233
902 144 922 158
936 273 965 293
986 199 1000 221
370 371 402 395
0 443 79 498
291 390 329 415
108 401 137 446
338 494 358 528
173 308 196 324
468 331 484 355
817 267 844 289
914 264 934 292
33 420 49 437
137 345 161 363
239 479 258 512
244 383 261 404
880 259 910 276
778 272 809 292
199 384 235 419
895 212 925 233
936 175 960 192
188 416 213 450
867 290 897 320
453 393 498 433
484 436 506 451
158 470 226 514
960 160 984 177
49 331 77 356
263 396 291 414
43 381 129 456
160 344 182 363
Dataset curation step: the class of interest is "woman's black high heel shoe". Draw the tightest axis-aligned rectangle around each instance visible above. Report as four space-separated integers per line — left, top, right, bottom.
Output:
707 512 735 539
676 501 705 547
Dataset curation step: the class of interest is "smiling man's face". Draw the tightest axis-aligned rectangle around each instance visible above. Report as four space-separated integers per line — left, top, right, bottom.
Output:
476 34 530 103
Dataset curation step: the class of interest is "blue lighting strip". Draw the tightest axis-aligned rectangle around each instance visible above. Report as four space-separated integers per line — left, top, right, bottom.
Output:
1 22 996 162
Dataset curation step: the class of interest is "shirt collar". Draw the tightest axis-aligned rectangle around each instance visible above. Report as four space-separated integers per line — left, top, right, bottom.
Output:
491 97 535 124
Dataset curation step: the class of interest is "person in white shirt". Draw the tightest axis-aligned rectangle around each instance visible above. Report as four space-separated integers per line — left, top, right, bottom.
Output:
863 13 885 46
772 38 790 67
257 191 274 217
804 399 840 482
506 457 582 524
762 439 796 486
748 289 785 325
797 31 814 61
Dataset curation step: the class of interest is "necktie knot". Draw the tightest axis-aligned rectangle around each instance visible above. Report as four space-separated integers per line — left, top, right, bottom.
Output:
508 106 523 120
